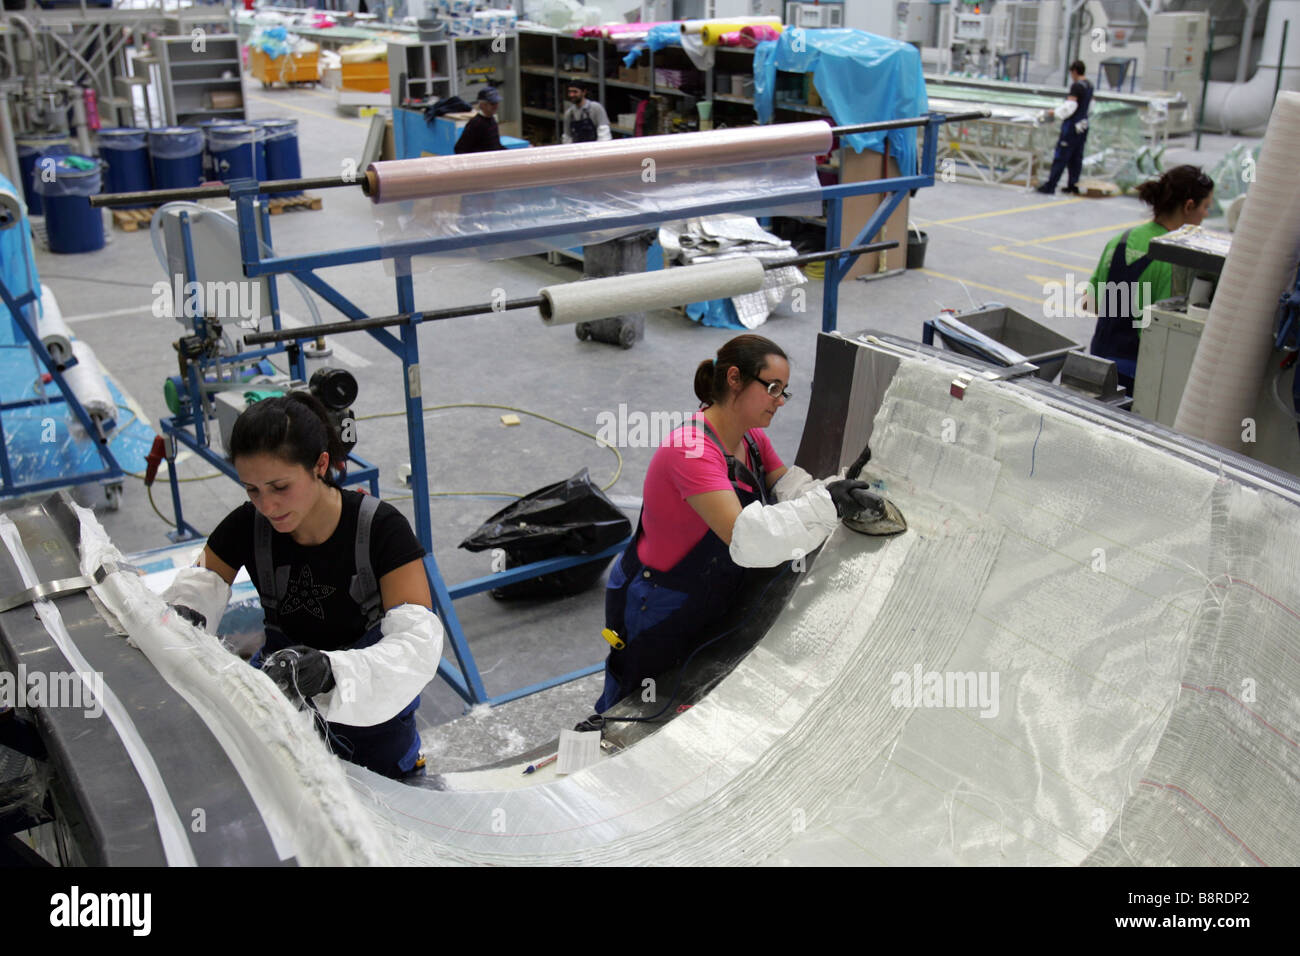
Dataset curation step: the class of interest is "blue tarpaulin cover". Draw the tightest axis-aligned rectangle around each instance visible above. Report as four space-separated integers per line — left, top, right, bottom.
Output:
754 29 928 174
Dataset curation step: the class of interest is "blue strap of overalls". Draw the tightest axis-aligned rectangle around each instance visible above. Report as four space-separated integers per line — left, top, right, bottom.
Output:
1091 229 1155 369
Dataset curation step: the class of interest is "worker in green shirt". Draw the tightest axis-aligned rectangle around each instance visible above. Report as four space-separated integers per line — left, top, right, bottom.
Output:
1085 165 1214 393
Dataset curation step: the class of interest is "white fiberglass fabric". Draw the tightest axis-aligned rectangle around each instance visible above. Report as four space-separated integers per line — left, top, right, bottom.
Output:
72 504 393 866
77 351 1300 865
347 356 1300 865
768 358 1300 865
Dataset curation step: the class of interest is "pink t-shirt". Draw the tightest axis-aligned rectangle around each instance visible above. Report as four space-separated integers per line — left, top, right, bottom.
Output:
636 412 784 571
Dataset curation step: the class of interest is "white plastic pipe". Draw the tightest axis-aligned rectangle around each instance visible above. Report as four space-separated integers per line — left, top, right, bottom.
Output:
1204 0 1300 133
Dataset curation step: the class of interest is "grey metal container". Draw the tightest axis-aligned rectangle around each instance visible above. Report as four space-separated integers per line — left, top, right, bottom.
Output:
935 305 1081 381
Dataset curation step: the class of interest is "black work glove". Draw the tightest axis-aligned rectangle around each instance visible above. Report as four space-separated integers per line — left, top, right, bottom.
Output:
846 443 872 481
262 646 335 705
827 479 887 523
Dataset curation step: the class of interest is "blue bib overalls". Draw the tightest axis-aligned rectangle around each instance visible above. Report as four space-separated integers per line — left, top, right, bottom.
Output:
253 624 423 780
595 419 770 713
1089 229 1154 392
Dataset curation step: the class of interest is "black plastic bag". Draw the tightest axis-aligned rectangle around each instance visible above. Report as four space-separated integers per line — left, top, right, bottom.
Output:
459 469 631 600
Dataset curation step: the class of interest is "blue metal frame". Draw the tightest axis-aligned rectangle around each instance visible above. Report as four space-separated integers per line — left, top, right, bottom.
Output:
153 115 946 706
0 271 125 501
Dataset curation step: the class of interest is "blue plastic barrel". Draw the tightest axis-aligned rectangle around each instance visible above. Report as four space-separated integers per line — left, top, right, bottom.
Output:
196 118 241 178
148 127 204 190
16 135 72 216
250 118 301 194
206 124 266 183
97 128 152 207
33 156 104 254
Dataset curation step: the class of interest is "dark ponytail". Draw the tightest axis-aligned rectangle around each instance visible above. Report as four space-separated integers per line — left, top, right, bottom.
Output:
694 334 789 408
1136 164 1214 218
228 392 347 485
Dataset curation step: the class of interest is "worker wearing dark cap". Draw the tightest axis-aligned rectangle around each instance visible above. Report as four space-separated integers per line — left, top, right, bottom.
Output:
454 86 505 154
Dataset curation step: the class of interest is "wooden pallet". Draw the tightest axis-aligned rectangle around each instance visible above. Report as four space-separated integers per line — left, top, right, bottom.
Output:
111 193 322 231
111 206 157 232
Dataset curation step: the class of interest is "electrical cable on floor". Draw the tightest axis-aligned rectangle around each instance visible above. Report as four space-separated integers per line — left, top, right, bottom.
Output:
359 402 624 493
113 401 623 525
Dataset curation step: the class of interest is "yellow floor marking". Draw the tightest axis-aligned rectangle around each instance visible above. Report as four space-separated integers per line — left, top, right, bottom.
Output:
925 197 1082 225
248 93 366 126
917 268 1044 306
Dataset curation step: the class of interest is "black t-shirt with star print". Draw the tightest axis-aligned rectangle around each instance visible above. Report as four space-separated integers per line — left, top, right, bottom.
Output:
208 490 426 651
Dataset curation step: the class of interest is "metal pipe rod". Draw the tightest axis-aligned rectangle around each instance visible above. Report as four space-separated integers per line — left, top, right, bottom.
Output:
240 242 900 346
243 296 547 344
89 175 356 207
831 110 990 134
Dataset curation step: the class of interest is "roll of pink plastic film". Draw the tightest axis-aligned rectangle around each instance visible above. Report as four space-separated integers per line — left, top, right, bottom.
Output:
363 121 834 203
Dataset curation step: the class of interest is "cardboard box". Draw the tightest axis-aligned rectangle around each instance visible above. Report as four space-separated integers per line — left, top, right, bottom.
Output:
207 89 242 109
839 148 910 279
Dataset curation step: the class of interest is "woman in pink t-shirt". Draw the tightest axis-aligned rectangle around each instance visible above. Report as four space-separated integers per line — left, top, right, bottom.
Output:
590 334 879 715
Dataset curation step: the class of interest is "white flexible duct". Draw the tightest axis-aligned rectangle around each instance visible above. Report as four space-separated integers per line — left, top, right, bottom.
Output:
1174 91 1300 450
1204 0 1300 133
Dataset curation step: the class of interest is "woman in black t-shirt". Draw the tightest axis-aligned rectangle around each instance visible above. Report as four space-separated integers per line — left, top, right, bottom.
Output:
165 392 442 780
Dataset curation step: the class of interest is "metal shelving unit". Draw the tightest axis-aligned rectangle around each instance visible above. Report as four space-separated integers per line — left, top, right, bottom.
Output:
150 33 246 126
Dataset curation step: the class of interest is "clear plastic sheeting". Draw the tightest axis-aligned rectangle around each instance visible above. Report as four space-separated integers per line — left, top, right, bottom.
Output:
373 158 822 270
147 127 204 159
31 160 101 197
206 126 265 150
253 119 298 142
754 29 928 175
97 129 148 151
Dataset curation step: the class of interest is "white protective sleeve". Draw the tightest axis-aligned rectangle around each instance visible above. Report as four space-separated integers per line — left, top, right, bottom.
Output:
313 603 443 726
1054 99 1078 121
159 566 232 635
596 124 612 142
729 487 839 568
771 464 828 502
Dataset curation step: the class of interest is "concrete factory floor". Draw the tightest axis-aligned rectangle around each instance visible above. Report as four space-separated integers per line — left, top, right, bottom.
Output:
29 80 1257 772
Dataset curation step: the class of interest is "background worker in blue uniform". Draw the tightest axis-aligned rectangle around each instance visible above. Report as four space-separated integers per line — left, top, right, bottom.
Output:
454 86 505 154
162 393 442 780
561 82 612 144
1084 165 1214 393
592 334 883 714
1037 60 1093 195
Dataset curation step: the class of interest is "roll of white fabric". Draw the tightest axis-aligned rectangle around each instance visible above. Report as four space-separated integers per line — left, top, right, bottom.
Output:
63 339 115 423
37 284 74 367
1174 91 1300 450
0 183 23 231
539 257 766 325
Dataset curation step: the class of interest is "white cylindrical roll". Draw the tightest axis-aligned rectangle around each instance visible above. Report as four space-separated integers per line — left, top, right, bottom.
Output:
63 339 115 424
539 258 766 325
0 184 22 231
1174 91 1300 451
37 284 73 367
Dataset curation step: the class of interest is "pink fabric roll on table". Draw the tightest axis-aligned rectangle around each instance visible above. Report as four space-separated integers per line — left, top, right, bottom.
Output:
740 24 782 45
575 22 668 38
363 121 834 203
